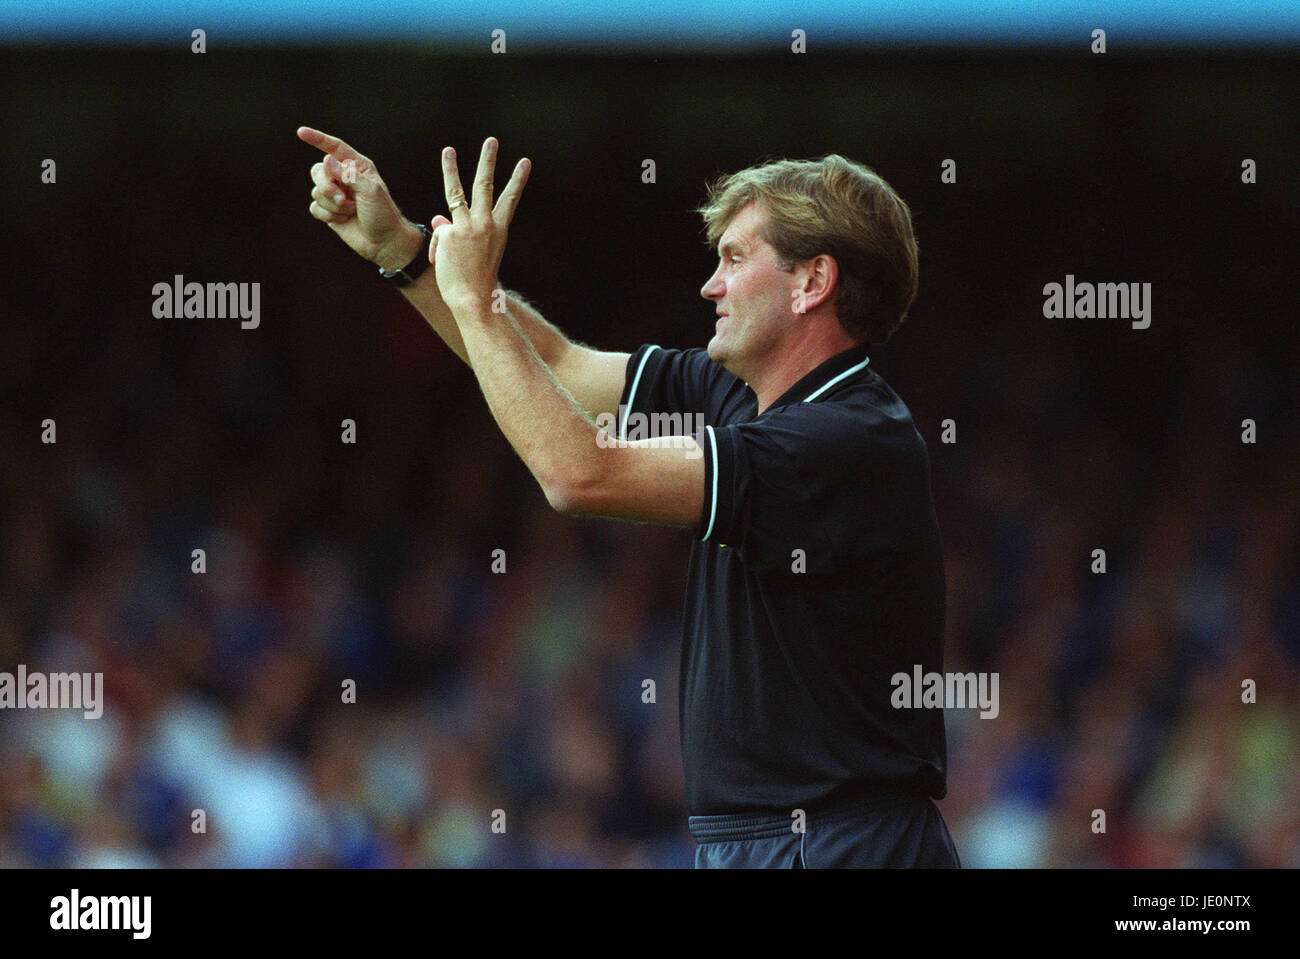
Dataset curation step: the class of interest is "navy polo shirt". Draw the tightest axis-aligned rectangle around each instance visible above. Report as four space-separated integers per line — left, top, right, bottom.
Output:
619 341 948 815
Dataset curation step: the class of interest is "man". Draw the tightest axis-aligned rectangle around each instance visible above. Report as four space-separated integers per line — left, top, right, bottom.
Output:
297 126 960 868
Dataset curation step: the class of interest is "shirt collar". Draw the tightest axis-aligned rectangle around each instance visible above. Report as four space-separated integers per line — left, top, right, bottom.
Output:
761 341 872 413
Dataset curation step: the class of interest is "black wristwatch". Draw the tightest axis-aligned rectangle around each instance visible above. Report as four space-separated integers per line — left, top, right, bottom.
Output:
378 223 433 287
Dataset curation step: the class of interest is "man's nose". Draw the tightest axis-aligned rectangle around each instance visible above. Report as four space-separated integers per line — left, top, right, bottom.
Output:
701 269 723 300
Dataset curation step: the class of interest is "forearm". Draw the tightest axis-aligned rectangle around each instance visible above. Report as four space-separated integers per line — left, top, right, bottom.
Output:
451 296 603 501
495 288 575 371
376 221 469 362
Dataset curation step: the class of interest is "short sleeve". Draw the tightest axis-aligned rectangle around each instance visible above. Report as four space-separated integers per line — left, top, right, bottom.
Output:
617 344 731 440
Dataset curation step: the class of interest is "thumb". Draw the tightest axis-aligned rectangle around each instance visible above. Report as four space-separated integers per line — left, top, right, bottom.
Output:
428 215 452 263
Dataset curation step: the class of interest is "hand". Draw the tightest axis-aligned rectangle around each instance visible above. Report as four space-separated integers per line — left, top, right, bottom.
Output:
297 125 422 270
429 138 530 311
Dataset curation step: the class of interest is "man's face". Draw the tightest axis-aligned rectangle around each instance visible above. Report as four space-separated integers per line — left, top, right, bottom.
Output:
700 202 799 378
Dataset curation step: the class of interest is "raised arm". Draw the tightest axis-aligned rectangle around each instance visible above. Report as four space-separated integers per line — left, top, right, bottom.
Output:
297 125 628 419
428 137 704 528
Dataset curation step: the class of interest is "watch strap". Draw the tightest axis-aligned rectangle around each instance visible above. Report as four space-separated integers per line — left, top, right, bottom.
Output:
379 223 433 287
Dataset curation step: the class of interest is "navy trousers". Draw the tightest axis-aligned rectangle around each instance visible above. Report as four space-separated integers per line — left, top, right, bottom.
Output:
690 788 960 868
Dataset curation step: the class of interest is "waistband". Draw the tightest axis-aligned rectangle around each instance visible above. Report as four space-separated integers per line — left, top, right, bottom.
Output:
688 785 930 843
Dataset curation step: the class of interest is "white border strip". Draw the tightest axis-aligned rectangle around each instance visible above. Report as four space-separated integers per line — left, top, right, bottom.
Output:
802 356 869 403
701 425 719 541
620 345 660 440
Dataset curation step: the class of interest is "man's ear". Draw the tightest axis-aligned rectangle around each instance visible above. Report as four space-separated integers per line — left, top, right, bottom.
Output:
791 254 838 314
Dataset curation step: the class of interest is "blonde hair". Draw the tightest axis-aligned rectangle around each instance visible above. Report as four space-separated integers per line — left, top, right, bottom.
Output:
696 155 919 344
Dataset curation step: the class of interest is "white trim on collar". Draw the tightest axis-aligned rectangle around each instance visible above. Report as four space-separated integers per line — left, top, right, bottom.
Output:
802 356 870 403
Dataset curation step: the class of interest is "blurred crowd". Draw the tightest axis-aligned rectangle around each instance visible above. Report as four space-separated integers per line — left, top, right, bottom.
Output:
2 281 1293 868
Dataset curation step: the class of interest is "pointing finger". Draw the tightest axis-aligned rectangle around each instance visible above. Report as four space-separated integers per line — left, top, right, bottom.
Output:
297 126 365 165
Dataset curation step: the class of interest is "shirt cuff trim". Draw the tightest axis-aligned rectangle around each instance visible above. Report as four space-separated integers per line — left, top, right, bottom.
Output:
620 345 660 440
699 424 719 542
